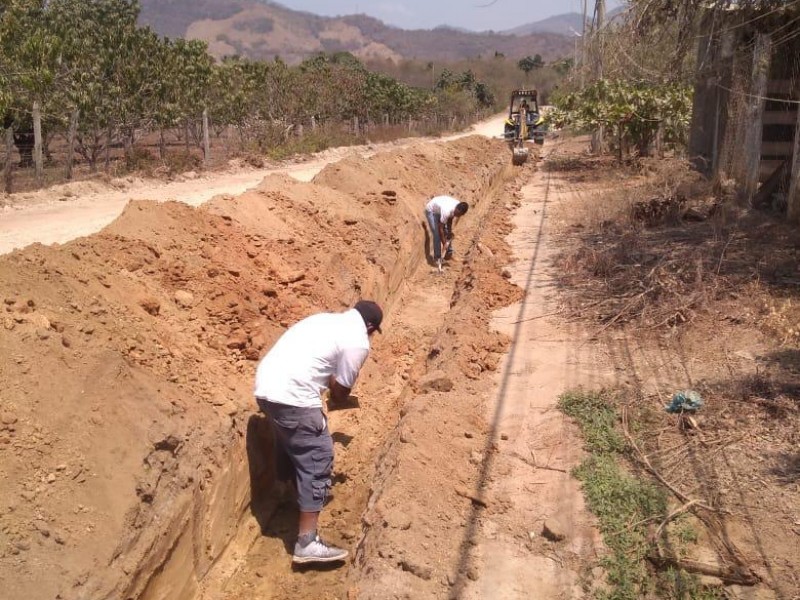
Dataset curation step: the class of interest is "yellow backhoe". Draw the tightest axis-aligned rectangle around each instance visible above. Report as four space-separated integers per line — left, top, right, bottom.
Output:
503 89 545 165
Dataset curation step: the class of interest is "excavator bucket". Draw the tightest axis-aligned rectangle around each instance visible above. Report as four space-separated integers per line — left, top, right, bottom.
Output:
512 147 529 165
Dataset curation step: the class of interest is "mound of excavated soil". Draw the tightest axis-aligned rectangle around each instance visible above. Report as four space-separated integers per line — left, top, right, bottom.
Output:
0 136 510 600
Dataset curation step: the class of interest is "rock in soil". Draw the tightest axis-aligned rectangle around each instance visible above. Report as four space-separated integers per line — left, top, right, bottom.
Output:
542 518 567 542
399 557 432 581
417 370 454 393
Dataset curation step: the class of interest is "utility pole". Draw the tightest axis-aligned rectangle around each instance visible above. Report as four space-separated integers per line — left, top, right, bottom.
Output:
573 35 578 71
591 0 605 154
582 0 588 39
581 0 588 85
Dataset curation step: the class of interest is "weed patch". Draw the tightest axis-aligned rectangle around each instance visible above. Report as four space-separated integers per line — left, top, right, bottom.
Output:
575 453 665 599
559 389 724 600
558 390 625 454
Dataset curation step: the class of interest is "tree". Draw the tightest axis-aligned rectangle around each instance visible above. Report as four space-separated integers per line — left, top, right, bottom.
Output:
474 82 495 108
553 58 574 76
0 1 489 175
547 79 692 158
517 55 544 80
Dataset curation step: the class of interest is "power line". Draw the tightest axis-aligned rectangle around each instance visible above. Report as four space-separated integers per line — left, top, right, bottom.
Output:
595 0 800 45
715 82 800 105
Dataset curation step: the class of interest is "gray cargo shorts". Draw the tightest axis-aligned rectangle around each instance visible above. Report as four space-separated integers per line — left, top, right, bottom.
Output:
256 398 334 513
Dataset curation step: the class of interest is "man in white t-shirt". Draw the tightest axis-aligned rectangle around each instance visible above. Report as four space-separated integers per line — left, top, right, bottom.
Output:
254 300 383 565
424 195 469 269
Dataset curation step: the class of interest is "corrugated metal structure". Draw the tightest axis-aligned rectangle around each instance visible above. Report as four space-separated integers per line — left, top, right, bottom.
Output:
688 4 800 218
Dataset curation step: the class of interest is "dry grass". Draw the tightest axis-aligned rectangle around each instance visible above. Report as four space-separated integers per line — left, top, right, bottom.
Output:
549 147 800 597
615 379 799 595
551 155 800 334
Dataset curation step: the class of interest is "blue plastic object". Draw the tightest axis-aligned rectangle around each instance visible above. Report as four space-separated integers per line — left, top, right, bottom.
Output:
665 390 704 413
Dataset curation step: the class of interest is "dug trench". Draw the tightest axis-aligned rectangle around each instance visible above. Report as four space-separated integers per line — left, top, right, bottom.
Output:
0 135 534 600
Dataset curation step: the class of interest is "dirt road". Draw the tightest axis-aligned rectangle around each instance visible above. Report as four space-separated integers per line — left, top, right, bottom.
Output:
466 142 609 599
2 119 630 600
0 115 506 255
341 138 615 599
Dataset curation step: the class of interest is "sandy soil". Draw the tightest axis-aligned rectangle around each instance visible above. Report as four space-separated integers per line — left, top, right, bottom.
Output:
3 109 794 600
0 115 506 255
0 119 520 600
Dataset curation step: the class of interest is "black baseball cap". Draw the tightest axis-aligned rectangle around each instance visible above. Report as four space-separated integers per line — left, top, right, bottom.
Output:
354 300 383 333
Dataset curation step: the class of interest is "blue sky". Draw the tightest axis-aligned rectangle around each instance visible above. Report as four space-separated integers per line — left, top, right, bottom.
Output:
274 0 624 32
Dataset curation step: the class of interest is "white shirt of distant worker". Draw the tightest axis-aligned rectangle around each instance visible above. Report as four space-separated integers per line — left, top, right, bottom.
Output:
424 195 469 267
254 300 383 565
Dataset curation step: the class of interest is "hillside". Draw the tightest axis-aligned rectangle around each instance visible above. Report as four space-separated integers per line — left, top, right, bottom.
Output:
505 12 585 36
138 0 573 63
507 6 628 37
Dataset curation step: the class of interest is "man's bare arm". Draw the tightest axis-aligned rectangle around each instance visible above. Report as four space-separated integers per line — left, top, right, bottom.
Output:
329 375 352 404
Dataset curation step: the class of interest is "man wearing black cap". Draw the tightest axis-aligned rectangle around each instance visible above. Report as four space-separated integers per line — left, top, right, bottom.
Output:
254 300 383 565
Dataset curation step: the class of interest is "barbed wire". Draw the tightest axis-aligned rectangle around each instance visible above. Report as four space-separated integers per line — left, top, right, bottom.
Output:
580 0 800 86
621 0 800 42
715 82 800 105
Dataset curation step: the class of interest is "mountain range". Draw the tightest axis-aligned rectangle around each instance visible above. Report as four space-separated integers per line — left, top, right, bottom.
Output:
138 0 598 64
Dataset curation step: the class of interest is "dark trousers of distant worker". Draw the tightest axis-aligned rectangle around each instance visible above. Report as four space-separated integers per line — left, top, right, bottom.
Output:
425 209 453 262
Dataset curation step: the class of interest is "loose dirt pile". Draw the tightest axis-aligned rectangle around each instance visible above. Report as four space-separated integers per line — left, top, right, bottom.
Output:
351 183 528 598
0 136 513 600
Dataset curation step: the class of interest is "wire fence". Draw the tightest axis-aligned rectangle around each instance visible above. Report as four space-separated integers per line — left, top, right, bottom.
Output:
714 32 799 194
1 109 488 195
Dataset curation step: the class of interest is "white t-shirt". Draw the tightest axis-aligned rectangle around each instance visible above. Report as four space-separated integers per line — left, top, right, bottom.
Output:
254 309 370 408
426 195 460 222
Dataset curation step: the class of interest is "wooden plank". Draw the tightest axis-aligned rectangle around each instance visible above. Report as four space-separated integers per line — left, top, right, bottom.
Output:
768 80 793 95
788 107 800 221
754 159 789 204
689 18 719 167
760 141 795 156
763 111 798 125
712 28 736 177
759 158 786 176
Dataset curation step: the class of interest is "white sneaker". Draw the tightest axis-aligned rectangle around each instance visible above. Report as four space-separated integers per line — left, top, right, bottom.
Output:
292 534 349 564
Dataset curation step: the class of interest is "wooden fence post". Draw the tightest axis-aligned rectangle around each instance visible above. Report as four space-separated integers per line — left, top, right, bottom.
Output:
655 121 664 158
202 109 211 166
105 122 112 172
65 109 79 180
742 33 772 204
786 102 800 222
32 100 43 186
4 127 13 193
123 127 133 160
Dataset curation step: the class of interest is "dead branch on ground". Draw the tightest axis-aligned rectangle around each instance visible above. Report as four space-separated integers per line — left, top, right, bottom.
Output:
621 408 717 512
